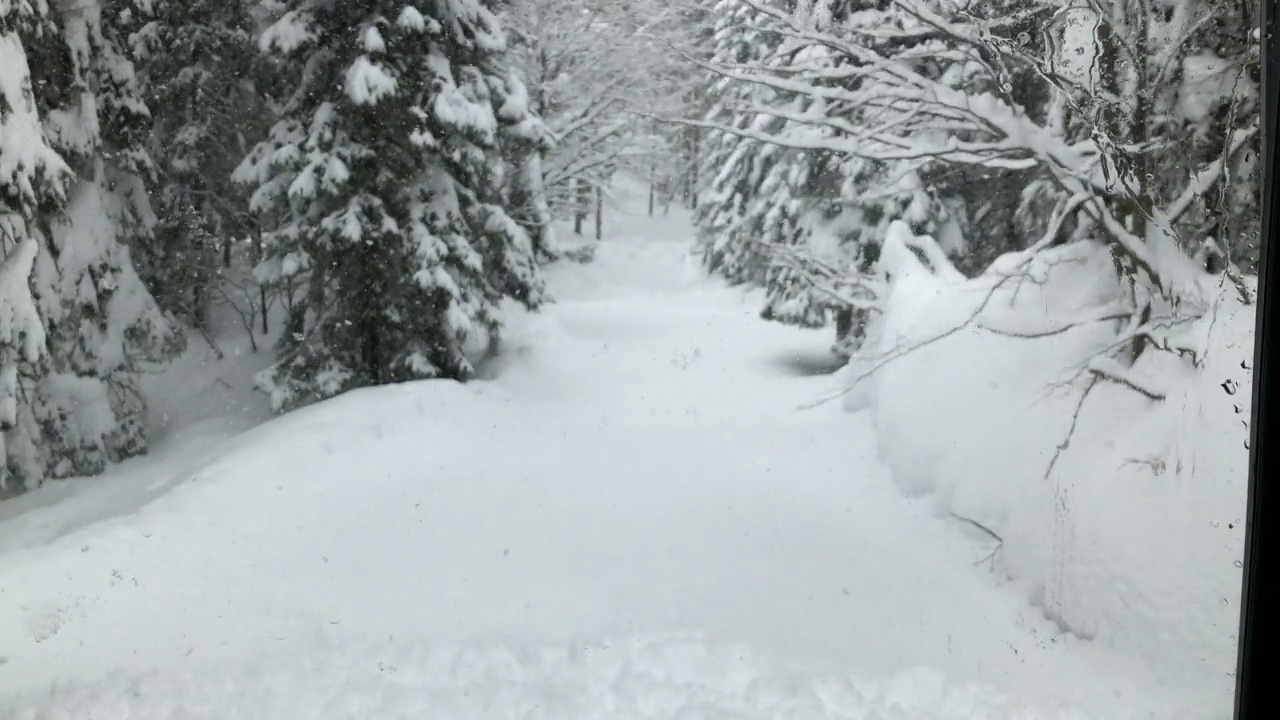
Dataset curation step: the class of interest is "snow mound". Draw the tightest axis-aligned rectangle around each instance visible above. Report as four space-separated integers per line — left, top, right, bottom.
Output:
5 633 1130 720
840 228 1250 714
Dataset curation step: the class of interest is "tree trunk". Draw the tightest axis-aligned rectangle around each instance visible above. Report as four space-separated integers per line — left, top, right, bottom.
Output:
251 225 268 335
192 279 206 327
595 186 603 241
648 163 655 217
574 179 589 236
260 285 269 335
835 307 854 341
687 130 700 211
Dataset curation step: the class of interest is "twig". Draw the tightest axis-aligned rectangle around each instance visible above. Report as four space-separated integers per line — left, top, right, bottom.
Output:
215 284 259 353
977 310 1130 340
1087 360 1167 401
751 238 883 311
1043 374 1101 481
949 512 1004 571
194 322 225 361
797 274 1014 410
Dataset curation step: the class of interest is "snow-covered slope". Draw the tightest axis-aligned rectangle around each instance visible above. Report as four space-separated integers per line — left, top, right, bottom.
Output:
0 179 1200 719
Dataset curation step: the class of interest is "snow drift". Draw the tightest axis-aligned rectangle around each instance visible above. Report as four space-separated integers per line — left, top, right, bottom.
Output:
841 223 1251 713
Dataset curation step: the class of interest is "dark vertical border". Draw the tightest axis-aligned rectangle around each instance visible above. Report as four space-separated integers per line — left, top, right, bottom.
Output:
1235 2 1279 718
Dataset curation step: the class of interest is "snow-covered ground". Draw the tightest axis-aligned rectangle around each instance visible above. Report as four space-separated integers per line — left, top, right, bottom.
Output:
0 180 1222 718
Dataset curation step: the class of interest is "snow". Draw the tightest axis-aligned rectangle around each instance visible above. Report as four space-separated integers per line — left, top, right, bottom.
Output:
344 55 398 105
0 239 46 367
841 227 1250 716
397 7 432 34
0 295 276 550
0 179 1232 719
1177 54 1246 123
360 24 386 54
0 633 1124 720
1 238 46 486
0 33 71 210
429 57 499 141
260 9 316 53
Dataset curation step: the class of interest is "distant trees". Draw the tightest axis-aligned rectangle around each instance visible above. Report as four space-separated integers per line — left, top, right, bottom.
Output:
503 0 712 237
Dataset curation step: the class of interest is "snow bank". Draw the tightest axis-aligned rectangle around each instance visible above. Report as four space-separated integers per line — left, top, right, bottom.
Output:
841 224 1250 713
3 632 1130 720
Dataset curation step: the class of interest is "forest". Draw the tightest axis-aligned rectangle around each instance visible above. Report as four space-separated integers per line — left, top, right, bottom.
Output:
0 2 1259 718
1 0 1256 489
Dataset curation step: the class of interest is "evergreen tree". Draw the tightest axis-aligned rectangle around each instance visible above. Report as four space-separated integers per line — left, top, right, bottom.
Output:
236 0 548 412
124 0 270 328
694 0 790 286
2 0 181 489
697 1 908 353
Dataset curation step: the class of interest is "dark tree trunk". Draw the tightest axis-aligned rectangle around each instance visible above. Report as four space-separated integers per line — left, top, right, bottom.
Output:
595 186 603 241
648 163 656 217
260 286 269 335
253 226 269 335
574 179 589 236
835 307 855 340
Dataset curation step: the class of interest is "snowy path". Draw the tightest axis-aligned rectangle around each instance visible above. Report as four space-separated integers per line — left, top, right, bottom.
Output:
1 195 1176 718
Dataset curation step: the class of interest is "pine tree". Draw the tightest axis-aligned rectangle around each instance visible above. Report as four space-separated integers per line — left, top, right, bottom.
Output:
495 75 557 261
124 0 270 328
694 0 790 286
0 240 48 489
696 2 897 352
236 0 548 412
2 0 181 489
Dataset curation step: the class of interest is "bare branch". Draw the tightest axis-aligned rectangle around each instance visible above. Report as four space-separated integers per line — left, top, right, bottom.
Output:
798 274 1017 411
1086 356 1167 401
1044 374 1101 481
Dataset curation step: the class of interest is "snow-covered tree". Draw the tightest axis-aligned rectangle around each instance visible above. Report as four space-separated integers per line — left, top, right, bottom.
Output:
236 0 549 412
504 0 711 232
2 0 182 490
124 0 272 329
504 0 628 215
691 0 1257 359
0 239 47 489
695 1 899 351
694 0 791 286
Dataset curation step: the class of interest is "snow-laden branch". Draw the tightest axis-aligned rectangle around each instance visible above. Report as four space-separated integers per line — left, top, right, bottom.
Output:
1165 124 1258 224
689 0 1249 308
751 238 886 311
